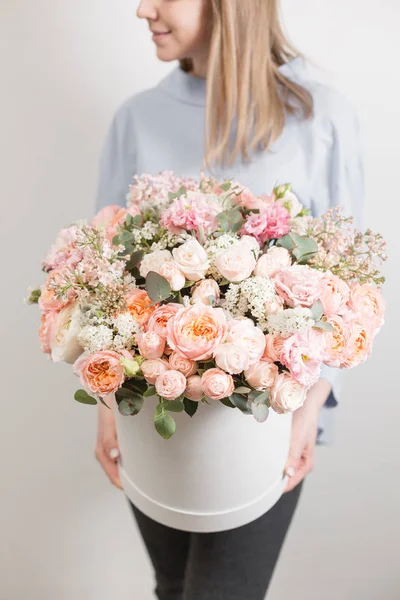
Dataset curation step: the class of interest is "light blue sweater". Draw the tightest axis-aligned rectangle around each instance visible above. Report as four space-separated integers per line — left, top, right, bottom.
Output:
95 56 364 444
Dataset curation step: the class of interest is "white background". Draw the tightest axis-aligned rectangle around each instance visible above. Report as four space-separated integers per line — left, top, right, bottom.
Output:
1 1 399 598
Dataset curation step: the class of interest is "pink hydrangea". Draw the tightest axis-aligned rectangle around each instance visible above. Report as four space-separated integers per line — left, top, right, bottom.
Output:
241 203 290 245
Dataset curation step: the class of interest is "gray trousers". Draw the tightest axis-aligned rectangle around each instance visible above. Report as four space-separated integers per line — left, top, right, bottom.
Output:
127 478 304 600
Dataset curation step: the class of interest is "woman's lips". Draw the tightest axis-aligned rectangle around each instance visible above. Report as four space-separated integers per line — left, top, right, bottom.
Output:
152 31 171 40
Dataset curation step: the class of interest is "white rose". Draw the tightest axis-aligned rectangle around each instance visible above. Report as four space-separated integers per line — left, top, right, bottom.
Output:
215 245 256 283
139 250 172 278
214 342 250 374
254 247 292 278
159 261 186 291
270 372 307 413
239 235 261 255
226 319 266 365
172 239 209 281
277 190 303 218
50 302 84 364
244 359 278 390
191 279 220 305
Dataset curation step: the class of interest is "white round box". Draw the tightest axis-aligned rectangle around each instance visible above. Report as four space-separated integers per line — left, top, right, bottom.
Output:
113 394 292 533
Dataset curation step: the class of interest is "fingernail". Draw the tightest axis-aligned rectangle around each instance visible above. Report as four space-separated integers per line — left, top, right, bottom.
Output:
286 467 295 478
109 448 120 460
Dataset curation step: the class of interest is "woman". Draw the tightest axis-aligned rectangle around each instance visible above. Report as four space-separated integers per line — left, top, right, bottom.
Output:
94 0 364 597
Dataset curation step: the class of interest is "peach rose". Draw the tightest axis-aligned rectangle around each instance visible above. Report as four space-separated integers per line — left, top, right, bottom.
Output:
348 283 385 330
167 304 227 361
254 246 292 278
141 358 170 384
38 310 58 355
191 279 221 305
263 333 286 362
139 250 172 279
146 303 182 338
341 312 373 368
73 350 127 397
137 331 166 360
226 319 266 365
169 352 198 377
214 343 250 374
172 239 209 281
274 265 322 308
155 370 187 401
323 315 351 368
201 368 235 401
126 289 158 327
50 302 84 364
270 372 307 414
159 261 186 291
215 243 256 283
244 359 279 390
318 272 350 316
185 375 204 401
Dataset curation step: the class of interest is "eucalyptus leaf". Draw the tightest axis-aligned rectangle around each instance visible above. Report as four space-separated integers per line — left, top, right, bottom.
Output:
74 389 97 405
253 391 270 405
311 300 324 321
276 234 295 251
146 271 172 302
117 395 144 416
250 402 270 423
125 250 144 272
143 386 156 397
220 182 232 191
230 394 252 414
183 397 199 417
154 413 176 439
163 399 184 413
234 386 251 394
219 397 236 409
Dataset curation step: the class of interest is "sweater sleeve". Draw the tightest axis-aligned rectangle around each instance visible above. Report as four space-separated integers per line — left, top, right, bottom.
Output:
93 101 137 217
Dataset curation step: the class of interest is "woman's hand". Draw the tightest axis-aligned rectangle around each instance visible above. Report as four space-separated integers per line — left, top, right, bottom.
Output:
283 379 332 493
95 397 123 490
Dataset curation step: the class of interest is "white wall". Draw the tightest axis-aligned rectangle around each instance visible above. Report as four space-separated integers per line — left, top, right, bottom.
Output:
1 1 399 598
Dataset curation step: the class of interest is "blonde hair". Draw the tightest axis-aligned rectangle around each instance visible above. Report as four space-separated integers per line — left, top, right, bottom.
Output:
179 0 313 170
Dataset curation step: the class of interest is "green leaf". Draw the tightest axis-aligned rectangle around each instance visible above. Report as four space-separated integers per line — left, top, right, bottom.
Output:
130 214 144 227
118 395 144 416
219 397 236 409
154 413 176 439
234 386 251 394
176 185 187 198
276 234 295 251
229 394 252 414
112 235 121 246
163 399 184 413
74 389 97 405
143 386 156 397
119 231 135 245
146 271 172 302
220 182 232 192
216 209 243 233
183 397 199 417
98 396 111 409
253 391 270 405
208 295 217 306
250 402 270 423
313 320 335 332
168 191 177 201
125 250 144 272
311 300 324 321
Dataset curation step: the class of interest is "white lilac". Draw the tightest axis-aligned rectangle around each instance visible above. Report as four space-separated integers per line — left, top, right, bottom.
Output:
223 276 277 331
266 307 315 336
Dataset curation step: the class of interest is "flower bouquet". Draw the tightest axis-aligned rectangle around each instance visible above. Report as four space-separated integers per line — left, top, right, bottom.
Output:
27 171 387 441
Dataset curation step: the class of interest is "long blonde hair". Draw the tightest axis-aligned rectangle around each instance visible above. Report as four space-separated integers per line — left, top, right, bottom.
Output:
179 0 313 170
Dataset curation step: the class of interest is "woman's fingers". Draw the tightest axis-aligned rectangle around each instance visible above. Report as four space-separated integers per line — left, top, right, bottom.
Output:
284 447 314 493
95 446 123 489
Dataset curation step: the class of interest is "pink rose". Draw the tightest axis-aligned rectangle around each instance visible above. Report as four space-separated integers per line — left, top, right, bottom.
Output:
233 186 271 211
323 315 351 368
214 343 250 374
270 372 307 413
281 329 326 388
155 370 187 401
73 350 126 397
167 304 227 361
348 283 385 330
185 375 204 401
141 358 170 384
244 359 279 390
318 272 350 316
274 265 322 308
226 319 266 365
38 310 58 355
172 239 209 281
159 261 186 291
146 303 182 338
340 312 373 368
201 368 235 401
241 203 290 244
254 247 292 278
215 243 256 283
137 331 166 360
263 333 286 362
191 279 221 305
169 352 198 377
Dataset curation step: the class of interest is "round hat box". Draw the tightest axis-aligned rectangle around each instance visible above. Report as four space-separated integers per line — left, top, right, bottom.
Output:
111 393 292 533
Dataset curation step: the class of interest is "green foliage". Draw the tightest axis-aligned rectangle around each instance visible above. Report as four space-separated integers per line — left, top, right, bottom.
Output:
74 389 97 405
146 271 172 302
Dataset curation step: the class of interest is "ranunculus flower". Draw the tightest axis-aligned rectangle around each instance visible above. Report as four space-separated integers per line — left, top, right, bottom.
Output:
274 265 322 308
341 312 373 368
185 375 204 401
215 243 256 283
281 329 326 388
146 303 182 338
168 352 198 377
159 261 186 291
226 319 266 365
214 343 250 374
318 272 350 316
191 279 221 305
172 239 209 281
167 304 227 361
348 283 385 330
201 368 234 401
323 315 351 368
137 331 166 360
263 333 287 362
270 372 307 414
38 310 58 355
126 289 158 327
155 370 187 401
50 302 84 363
139 250 172 279
141 358 170 384
73 350 128 397
254 246 291 278
244 359 279 390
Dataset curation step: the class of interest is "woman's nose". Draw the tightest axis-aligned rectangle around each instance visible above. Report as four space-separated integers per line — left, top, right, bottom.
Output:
136 0 158 20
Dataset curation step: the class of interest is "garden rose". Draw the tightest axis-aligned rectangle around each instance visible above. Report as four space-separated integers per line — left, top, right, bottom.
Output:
244 359 279 390
341 312 373 368
263 333 286 362
169 352 198 377
73 350 128 397
146 303 182 338
201 368 235 401
215 243 256 283
38 310 58 355
274 265 322 308
139 249 172 278
50 302 84 363
185 375 204 401
126 289 158 327
191 279 221 305
270 372 307 414
318 272 350 316
254 246 291 278
214 342 250 374
137 331 166 360
323 315 351 368
167 303 227 361
159 261 186 291
226 319 266 365
141 358 170 384
348 283 385 330
155 370 187 401
38 268 74 311
172 239 209 281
